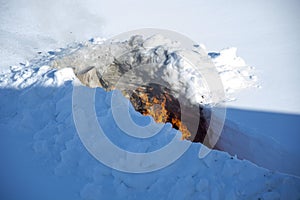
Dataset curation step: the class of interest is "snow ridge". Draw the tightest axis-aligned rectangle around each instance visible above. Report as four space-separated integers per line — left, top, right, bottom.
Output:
0 50 299 199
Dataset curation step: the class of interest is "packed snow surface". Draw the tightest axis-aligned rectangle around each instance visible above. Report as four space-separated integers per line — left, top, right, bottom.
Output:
0 39 299 199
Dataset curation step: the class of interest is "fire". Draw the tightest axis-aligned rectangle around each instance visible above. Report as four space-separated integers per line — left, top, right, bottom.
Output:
171 118 191 140
129 84 192 140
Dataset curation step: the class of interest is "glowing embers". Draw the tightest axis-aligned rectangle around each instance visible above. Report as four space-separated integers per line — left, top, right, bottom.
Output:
129 83 208 143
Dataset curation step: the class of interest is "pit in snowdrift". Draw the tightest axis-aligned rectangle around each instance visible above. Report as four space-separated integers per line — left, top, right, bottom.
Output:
51 31 260 152
130 83 208 143
51 34 219 145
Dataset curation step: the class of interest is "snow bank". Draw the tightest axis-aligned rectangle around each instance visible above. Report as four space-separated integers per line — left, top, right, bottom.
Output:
49 35 258 106
0 51 299 199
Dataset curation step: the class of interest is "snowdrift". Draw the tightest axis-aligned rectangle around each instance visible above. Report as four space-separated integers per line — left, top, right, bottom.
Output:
0 35 299 199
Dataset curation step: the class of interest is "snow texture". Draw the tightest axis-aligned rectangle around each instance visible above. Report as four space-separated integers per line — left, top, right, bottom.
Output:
0 46 299 199
49 35 258 106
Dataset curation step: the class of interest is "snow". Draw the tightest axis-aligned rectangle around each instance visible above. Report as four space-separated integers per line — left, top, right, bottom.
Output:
44 35 299 178
217 107 300 177
1 0 299 114
210 47 259 100
49 34 257 106
1 0 300 199
0 48 300 199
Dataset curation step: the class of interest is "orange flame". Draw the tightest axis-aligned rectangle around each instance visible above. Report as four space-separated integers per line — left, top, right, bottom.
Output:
130 85 192 140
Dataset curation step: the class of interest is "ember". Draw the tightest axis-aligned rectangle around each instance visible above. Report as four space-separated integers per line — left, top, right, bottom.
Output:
129 83 208 142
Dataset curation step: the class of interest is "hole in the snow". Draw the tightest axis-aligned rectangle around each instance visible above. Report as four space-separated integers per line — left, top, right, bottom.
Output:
129 83 208 143
51 34 219 145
